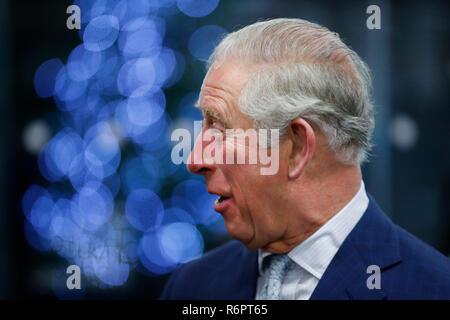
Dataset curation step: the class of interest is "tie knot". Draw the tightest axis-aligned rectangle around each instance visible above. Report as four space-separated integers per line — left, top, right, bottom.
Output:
264 254 292 281
256 254 292 300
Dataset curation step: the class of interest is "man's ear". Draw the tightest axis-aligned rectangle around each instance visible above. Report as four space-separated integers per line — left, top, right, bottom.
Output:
287 117 316 179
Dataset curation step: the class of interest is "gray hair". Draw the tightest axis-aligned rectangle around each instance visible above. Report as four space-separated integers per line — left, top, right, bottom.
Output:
207 18 375 165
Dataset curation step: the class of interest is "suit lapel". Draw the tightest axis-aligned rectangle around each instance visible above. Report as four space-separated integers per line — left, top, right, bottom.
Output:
310 194 402 300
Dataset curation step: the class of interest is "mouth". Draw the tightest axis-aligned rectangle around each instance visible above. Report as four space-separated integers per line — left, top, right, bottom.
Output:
213 195 233 213
217 195 229 203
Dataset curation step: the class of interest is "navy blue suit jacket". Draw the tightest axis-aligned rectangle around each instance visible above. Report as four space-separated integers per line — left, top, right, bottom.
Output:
160 194 450 299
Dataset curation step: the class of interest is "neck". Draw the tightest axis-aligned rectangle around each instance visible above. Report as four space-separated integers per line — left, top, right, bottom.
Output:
263 164 362 254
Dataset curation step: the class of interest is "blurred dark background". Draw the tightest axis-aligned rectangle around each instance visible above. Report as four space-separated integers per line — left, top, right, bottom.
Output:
0 0 449 299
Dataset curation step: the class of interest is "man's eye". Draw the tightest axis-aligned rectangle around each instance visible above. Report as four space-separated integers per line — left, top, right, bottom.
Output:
205 118 225 131
212 119 225 131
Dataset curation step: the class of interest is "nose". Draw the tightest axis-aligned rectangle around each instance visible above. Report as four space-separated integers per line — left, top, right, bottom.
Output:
187 129 216 175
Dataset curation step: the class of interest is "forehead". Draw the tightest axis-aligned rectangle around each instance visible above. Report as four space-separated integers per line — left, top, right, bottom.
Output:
198 61 252 126
202 60 250 92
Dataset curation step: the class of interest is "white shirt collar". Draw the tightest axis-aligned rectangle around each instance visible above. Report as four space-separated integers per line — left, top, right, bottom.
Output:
258 180 369 279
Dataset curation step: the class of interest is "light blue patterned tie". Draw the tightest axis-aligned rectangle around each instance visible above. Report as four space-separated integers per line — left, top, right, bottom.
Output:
256 254 292 300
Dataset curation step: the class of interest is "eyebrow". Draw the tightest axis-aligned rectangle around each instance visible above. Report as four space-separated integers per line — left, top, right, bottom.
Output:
194 103 231 128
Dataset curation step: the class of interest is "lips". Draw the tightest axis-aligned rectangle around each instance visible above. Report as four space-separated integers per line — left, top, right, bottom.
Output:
214 195 232 213
217 195 229 203
208 189 233 213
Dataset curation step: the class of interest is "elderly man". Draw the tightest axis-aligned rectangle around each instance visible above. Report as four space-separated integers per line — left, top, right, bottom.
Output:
161 18 450 300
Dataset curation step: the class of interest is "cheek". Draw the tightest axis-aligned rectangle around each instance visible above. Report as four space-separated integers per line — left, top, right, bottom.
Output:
220 140 285 197
222 131 260 164
242 172 286 220
219 134 285 208
225 164 280 211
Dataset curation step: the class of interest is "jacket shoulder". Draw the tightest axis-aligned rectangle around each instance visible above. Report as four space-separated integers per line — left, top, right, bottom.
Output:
159 240 250 299
386 224 450 299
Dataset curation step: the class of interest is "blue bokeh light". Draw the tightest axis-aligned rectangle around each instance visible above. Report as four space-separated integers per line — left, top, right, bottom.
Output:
188 25 228 61
67 44 103 81
152 47 177 87
38 147 60 182
67 153 91 192
54 66 89 103
139 231 175 275
50 198 81 243
172 179 221 226
97 99 121 123
158 222 204 264
103 172 122 197
37 128 84 182
130 109 171 148
33 59 64 98
126 97 165 128
83 15 120 52
125 189 164 232
118 0 154 23
28 0 232 290
70 182 114 232
85 0 109 22
24 220 51 252
22 184 51 217
114 92 166 141
177 0 220 18
118 17 164 58
91 246 130 286
161 207 195 225
120 157 161 194
163 50 185 88
164 195 196 217
49 128 84 177
84 122 121 179
28 194 54 238
117 58 156 97
143 150 180 179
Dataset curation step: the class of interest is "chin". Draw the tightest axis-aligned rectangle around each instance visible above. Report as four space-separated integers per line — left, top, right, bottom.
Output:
224 223 257 249
239 240 261 250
